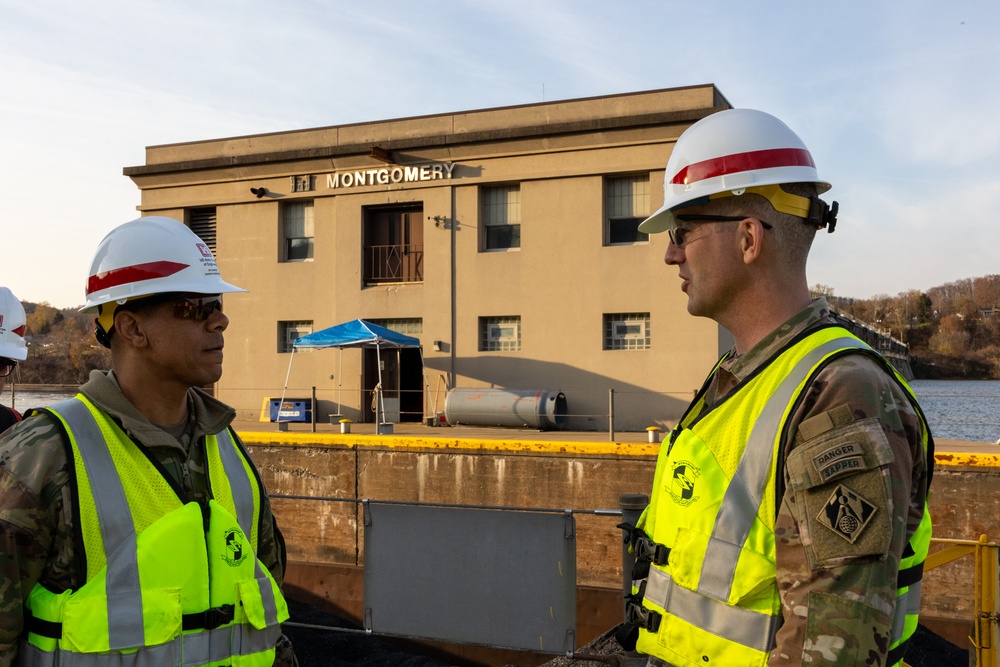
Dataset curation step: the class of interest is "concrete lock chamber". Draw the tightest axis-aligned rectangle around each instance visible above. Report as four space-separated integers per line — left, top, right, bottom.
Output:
444 388 568 430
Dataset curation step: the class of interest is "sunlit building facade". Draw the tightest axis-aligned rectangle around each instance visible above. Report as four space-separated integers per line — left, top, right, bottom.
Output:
124 85 734 431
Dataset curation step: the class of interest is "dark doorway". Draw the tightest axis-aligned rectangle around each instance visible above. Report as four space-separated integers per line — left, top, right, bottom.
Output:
362 347 424 423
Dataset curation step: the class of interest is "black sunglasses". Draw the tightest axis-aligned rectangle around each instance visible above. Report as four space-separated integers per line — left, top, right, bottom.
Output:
172 296 223 321
669 214 773 248
0 359 16 378
121 293 223 322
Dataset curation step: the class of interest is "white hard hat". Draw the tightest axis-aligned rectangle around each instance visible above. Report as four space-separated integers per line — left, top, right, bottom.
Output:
639 109 832 234
82 216 247 313
0 287 28 361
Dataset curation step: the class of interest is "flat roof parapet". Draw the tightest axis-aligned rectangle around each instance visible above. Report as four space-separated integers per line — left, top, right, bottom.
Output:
124 85 729 176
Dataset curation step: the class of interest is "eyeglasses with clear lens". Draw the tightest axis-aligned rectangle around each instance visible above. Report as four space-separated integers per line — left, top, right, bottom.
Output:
0 360 17 378
668 215 773 248
172 297 223 321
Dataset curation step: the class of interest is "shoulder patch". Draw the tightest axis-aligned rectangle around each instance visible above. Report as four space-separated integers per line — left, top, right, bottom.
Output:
812 442 867 483
816 484 878 543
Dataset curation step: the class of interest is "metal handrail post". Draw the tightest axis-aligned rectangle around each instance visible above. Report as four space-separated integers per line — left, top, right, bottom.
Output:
608 388 615 441
973 535 999 667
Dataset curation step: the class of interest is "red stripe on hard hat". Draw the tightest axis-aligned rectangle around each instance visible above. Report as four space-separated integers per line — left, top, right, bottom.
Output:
13 325 25 336
87 261 188 294
670 148 816 186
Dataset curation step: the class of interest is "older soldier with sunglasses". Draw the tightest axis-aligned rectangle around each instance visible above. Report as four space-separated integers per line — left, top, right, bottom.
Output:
0 217 297 665
618 110 932 667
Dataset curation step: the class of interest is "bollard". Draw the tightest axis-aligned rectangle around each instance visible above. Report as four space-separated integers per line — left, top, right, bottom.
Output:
646 426 661 443
619 493 649 621
339 418 352 434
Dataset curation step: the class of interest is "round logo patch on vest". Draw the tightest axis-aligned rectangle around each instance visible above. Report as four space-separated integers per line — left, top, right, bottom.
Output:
667 460 701 506
223 527 249 567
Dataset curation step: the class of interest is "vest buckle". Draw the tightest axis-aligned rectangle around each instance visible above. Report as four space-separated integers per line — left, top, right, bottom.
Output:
204 604 235 630
634 536 670 566
183 604 236 631
625 600 662 633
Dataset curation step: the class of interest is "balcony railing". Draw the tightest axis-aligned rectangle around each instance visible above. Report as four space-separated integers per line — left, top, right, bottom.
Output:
365 244 423 283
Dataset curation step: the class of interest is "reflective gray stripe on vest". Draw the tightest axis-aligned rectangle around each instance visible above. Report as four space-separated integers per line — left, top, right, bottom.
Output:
696 337 869 603
892 580 922 643
51 398 145 651
18 621 282 666
644 566 778 653
214 429 279 627
216 429 254 538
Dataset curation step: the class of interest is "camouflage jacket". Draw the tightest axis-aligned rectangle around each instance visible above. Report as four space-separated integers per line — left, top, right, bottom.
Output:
0 370 292 666
698 298 931 666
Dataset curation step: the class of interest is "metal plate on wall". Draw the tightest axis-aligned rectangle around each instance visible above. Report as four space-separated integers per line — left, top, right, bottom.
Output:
363 502 576 654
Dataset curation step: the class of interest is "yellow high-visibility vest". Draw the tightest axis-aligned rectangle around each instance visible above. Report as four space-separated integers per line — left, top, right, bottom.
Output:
21 395 289 666
631 327 932 667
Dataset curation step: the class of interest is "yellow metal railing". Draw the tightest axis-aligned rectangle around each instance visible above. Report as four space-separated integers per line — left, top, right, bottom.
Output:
913 535 999 667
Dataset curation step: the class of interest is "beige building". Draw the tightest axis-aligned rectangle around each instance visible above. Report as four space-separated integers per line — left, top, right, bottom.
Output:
124 85 735 431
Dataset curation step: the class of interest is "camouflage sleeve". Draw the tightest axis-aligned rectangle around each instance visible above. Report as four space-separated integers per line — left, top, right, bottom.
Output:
0 414 74 665
768 354 928 667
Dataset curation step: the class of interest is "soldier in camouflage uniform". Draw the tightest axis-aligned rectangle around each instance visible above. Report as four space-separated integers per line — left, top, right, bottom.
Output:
0 217 297 665
621 110 932 667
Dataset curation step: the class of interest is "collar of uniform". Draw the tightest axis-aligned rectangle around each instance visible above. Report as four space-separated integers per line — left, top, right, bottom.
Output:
719 297 833 385
79 369 236 450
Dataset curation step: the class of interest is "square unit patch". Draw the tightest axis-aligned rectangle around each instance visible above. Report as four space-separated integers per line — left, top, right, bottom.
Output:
816 484 877 544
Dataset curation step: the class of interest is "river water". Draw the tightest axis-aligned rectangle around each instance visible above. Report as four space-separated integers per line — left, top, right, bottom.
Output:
4 380 1000 443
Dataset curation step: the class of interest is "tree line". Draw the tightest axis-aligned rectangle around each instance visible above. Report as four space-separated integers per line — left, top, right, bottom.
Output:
12 303 111 385
814 274 1000 379
11 276 1000 386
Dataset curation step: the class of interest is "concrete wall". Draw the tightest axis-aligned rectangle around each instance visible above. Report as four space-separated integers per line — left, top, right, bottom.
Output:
243 430 999 646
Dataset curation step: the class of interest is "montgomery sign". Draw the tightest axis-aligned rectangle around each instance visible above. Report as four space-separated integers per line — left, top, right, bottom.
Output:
325 162 457 189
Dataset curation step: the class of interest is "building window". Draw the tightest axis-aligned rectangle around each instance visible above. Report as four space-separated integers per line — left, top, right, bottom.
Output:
364 205 423 284
368 318 423 335
480 316 521 351
605 175 649 245
279 320 313 353
282 201 314 262
187 207 217 254
481 184 520 251
604 313 650 350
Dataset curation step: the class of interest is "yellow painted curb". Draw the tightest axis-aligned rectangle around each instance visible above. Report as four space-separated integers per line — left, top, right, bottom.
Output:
237 430 661 457
934 452 1000 468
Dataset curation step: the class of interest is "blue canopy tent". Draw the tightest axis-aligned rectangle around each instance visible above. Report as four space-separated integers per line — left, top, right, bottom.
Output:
281 319 423 426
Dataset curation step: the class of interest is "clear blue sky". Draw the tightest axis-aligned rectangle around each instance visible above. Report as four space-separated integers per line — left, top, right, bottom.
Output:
3 0 998 309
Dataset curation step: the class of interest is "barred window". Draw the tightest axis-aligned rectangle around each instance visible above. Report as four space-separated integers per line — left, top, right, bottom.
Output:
279 320 313 353
605 175 649 245
367 318 423 335
603 313 650 350
479 316 521 351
